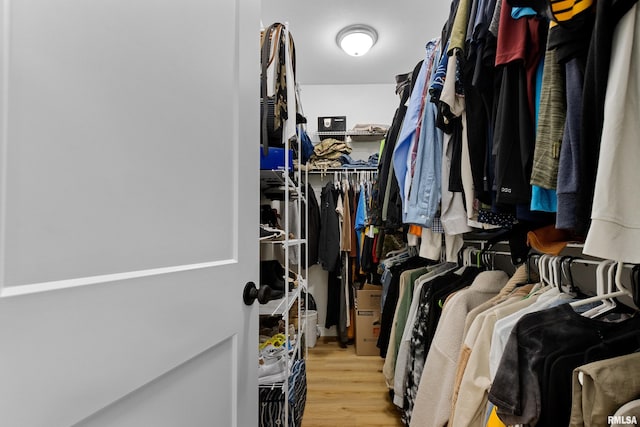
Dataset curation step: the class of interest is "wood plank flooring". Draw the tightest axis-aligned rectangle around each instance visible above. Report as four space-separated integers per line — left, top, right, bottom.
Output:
301 339 403 427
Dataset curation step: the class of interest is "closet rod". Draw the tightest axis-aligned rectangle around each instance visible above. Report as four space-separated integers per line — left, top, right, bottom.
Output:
483 251 512 257
566 258 638 272
308 168 378 173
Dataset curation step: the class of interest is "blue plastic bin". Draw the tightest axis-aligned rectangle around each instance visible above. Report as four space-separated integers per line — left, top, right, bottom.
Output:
260 147 294 170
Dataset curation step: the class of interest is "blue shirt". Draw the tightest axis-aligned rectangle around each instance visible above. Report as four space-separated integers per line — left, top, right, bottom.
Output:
392 39 440 215
404 42 444 227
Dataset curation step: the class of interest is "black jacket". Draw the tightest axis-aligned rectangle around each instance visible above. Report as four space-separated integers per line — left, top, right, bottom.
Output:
318 182 340 271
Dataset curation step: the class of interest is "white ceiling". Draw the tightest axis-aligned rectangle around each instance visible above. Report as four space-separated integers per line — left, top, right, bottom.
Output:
261 0 452 86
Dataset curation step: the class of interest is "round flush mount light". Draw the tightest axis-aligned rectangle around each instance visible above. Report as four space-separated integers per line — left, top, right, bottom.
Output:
336 24 378 57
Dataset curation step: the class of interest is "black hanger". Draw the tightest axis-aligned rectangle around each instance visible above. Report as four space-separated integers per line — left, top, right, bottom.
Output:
632 265 640 308
525 252 541 284
559 255 576 294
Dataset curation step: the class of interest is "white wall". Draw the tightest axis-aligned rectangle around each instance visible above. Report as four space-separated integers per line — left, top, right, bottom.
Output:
300 83 397 161
300 83 397 131
301 83 397 336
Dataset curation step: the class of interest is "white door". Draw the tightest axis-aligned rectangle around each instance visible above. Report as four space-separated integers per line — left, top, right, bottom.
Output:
0 1 259 426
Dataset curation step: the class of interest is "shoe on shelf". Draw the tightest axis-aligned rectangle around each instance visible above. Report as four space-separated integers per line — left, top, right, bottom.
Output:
259 333 287 351
259 225 286 241
260 343 287 361
260 260 287 291
258 355 288 385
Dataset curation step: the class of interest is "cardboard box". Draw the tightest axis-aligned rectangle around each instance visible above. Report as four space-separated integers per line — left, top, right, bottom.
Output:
355 309 381 356
355 288 382 356
356 288 382 310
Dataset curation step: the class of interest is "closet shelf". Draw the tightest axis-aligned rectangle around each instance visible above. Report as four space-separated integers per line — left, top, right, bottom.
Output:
260 238 306 247
260 169 307 202
258 343 301 390
259 286 302 317
258 381 285 390
308 167 378 173
260 169 291 186
283 238 306 247
315 130 386 137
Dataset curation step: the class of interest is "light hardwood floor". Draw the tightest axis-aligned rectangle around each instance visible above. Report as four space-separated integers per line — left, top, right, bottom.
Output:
301 339 404 427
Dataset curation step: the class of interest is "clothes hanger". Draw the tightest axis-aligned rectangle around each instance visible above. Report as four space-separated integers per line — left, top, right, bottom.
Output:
525 252 541 284
537 254 550 287
385 246 409 258
484 249 497 271
540 254 558 290
560 256 584 296
456 246 466 267
590 261 638 318
553 255 571 292
558 256 572 293
549 255 561 290
545 254 557 288
633 265 640 308
454 246 472 275
342 170 350 191
471 247 479 268
382 248 411 268
483 251 492 270
571 261 633 308
554 255 570 291
460 247 470 268
580 260 617 317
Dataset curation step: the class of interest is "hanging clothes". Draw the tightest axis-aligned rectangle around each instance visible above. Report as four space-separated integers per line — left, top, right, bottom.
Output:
584 3 640 263
318 181 340 272
393 53 432 215
377 256 436 358
303 183 321 266
489 304 640 426
493 0 546 205
576 0 638 236
402 267 481 425
374 0 640 422
571 353 640 427
382 266 431 387
409 270 510 427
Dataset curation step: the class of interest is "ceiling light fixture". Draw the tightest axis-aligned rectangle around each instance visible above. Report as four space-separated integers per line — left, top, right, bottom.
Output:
336 24 378 57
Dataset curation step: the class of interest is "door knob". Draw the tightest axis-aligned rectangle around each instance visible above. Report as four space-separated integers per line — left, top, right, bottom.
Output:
243 281 272 305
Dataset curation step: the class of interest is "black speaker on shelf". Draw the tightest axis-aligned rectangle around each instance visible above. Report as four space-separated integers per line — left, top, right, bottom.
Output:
317 116 346 141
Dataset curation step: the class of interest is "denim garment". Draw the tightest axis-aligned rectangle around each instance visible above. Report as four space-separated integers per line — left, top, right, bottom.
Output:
393 58 428 211
404 95 443 227
393 39 440 211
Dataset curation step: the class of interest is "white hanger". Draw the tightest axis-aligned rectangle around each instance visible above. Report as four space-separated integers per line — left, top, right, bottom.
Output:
548 256 562 292
385 246 408 258
571 261 632 308
469 247 480 268
469 247 477 267
580 260 617 317
455 246 471 273
538 254 550 287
